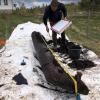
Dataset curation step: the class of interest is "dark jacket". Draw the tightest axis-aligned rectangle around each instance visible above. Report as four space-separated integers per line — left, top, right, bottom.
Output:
43 2 67 26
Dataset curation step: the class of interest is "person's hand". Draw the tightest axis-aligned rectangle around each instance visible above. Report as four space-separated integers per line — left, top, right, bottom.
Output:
46 26 49 32
64 17 70 21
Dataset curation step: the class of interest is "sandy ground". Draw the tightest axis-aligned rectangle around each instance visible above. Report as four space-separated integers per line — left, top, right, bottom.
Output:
0 22 100 100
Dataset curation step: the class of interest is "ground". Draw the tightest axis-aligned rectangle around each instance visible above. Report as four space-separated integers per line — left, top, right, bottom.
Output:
0 22 100 100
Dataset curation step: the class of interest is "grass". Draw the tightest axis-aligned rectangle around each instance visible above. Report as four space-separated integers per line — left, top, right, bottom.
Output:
71 16 100 40
0 7 100 56
66 28 100 56
0 7 43 39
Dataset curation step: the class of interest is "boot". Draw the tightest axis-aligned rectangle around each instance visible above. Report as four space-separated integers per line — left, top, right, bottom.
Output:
61 32 65 45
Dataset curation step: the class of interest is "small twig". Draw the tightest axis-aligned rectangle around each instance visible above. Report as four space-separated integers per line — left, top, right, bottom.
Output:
0 46 6 53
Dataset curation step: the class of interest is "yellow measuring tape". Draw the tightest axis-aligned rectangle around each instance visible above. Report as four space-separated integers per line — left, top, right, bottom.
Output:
41 36 78 95
49 47 78 94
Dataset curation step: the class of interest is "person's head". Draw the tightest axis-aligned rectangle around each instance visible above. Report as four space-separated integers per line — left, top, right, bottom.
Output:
50 0 58 12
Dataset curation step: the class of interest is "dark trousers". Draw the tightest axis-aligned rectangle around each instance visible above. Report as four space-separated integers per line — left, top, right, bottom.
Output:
52 31 65 47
